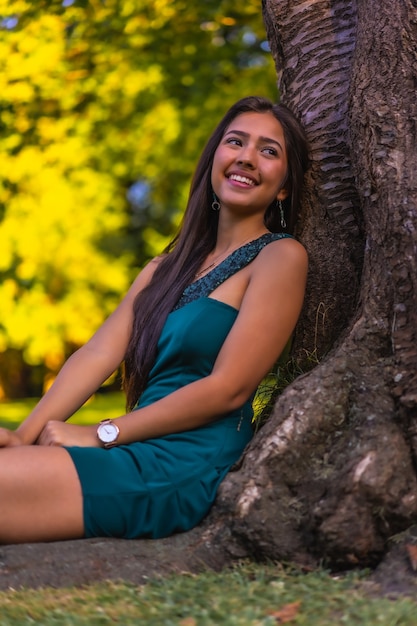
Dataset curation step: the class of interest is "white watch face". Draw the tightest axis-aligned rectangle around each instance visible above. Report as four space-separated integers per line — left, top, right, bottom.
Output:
98 423 118 443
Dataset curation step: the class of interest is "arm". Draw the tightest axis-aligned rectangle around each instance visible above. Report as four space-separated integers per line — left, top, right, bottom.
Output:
114 238 308 441
38 238 307 447
6 259 160 446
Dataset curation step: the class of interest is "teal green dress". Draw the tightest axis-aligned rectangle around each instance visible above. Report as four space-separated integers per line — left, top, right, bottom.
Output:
66 233 291 539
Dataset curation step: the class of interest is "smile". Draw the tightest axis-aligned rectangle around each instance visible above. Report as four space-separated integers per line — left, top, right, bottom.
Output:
228 174 257 187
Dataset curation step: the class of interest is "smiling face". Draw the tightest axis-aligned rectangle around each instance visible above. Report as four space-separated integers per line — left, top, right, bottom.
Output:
210 111 289 218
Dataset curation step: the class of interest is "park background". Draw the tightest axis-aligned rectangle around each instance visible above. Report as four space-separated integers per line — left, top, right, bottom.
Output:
0 0 276 411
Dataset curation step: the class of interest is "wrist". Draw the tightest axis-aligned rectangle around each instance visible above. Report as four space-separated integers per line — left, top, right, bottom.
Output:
15 425 36 446
96 419 120 448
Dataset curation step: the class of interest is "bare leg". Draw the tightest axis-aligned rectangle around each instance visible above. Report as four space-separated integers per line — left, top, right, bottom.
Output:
0 446 84 543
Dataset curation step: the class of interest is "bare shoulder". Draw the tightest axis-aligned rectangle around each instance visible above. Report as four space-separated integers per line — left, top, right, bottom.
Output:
142 254 166 274
253 237 308 281
133 254 165 283
263 236 307 260
124 254 167 301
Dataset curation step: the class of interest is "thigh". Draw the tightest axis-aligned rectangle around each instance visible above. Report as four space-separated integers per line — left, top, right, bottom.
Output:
0 445 84 544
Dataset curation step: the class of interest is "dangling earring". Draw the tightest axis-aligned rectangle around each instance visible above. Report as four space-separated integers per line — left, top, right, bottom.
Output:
278 199 286 228
212 192 221 211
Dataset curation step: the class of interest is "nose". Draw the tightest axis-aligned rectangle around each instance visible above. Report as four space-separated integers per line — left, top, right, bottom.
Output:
236 144 256 168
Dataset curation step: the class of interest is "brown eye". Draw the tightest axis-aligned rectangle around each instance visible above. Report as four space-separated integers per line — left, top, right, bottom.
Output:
225 137 242 146
261 147 278 156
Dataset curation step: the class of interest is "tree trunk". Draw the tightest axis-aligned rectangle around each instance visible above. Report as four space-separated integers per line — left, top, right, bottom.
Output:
200 0 417 568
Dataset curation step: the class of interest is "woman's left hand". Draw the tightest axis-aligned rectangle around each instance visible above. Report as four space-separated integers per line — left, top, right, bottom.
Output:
37 421 99 448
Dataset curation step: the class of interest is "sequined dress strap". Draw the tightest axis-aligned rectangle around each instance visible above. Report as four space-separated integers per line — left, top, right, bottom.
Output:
173 232 293 312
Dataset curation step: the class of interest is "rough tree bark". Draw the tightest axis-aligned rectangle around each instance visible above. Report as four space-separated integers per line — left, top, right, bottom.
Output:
200 0 417 568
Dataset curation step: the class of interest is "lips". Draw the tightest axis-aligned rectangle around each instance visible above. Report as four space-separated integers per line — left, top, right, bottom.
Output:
227 173 258 187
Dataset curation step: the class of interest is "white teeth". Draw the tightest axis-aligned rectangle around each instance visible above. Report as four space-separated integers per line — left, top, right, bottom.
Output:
229 174 255 186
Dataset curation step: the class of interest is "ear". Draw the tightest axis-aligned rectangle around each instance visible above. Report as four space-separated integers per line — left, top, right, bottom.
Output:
277 187 289 201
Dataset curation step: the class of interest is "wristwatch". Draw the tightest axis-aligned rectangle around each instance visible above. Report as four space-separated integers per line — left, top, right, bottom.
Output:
97 419 120 448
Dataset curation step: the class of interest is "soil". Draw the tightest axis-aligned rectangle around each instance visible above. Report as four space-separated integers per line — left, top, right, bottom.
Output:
0 529 205 591
1 526 417 596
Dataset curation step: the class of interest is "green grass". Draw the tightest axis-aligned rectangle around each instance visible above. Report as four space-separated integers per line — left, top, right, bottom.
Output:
0 392 126 431
0 564 415 625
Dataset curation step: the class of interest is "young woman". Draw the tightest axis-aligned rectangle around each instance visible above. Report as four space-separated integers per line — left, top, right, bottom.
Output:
0 96 309 543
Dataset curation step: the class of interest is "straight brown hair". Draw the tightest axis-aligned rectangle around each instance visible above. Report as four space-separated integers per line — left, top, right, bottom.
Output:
123 96 309 410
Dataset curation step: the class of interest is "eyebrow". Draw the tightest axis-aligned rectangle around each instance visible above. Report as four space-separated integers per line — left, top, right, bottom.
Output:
224 129 283 151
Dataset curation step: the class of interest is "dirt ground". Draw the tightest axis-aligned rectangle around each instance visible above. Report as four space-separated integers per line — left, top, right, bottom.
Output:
1 526 417 595
0 531 203 591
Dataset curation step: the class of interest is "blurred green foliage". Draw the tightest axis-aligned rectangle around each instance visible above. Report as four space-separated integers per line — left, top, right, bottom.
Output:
0 0 276 397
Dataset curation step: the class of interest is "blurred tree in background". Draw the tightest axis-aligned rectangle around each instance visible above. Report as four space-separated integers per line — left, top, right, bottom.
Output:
0 0 276 398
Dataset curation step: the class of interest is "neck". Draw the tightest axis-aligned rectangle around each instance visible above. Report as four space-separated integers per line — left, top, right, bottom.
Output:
213 217 269 254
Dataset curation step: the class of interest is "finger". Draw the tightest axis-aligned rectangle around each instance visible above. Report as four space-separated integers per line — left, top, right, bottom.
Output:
0 429 22 448
47 437 63 447
0 430 10 447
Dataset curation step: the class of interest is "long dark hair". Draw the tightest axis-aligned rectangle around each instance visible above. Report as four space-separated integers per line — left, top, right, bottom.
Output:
123 96 309 410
